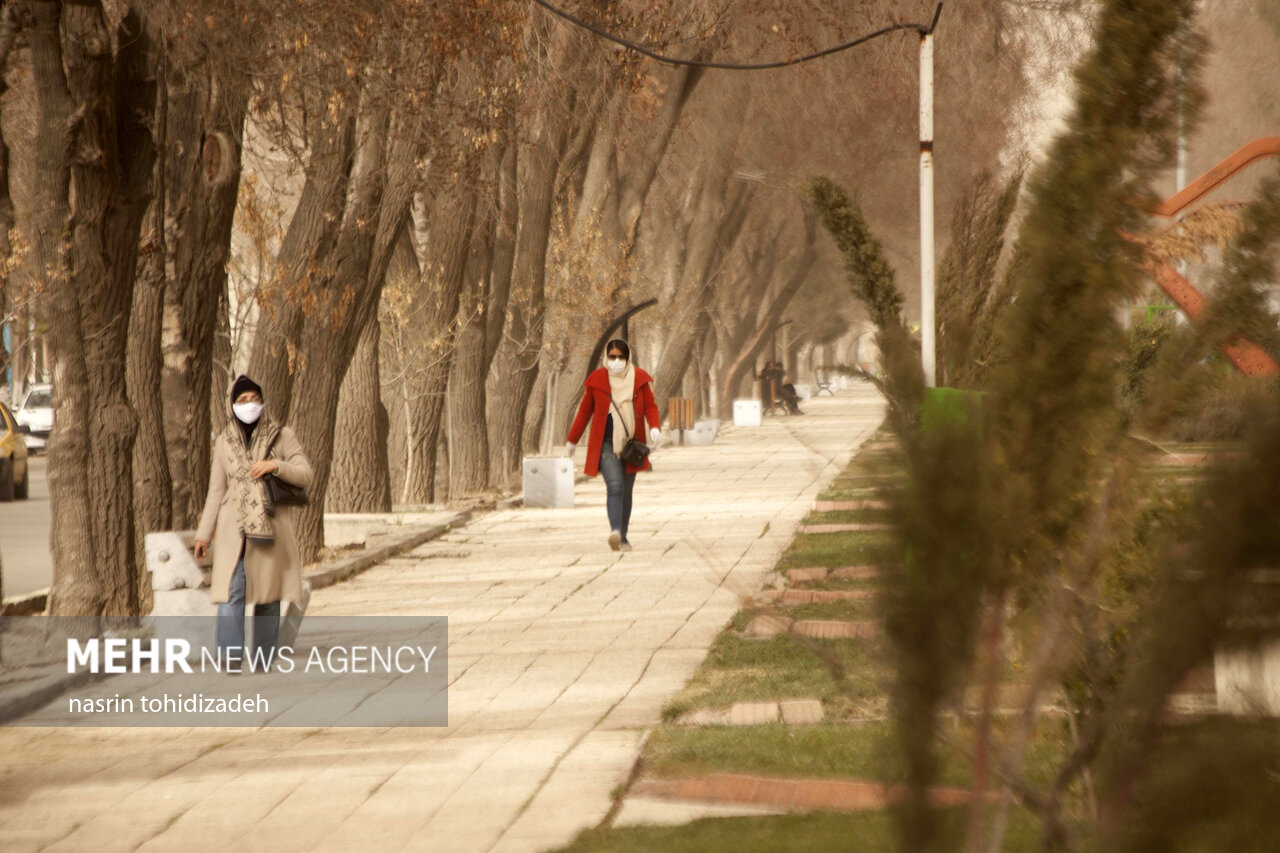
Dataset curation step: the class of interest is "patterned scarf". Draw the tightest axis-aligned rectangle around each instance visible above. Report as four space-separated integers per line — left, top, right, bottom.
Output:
219 414 281 544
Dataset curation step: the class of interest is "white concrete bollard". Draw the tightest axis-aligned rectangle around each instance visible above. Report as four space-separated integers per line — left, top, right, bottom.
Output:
145 530 307 659
1216 639 1280 716
523 456 575 508
146 531 209 594
145 531 216 658
733 399 763 427
685 419 720 446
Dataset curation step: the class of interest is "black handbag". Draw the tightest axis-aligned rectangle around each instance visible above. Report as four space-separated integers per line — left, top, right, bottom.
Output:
262 431 309 512
609 399 651 467
264 472 308 510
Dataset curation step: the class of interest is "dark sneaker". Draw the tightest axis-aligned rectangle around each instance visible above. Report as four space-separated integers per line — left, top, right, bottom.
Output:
608 530 622 551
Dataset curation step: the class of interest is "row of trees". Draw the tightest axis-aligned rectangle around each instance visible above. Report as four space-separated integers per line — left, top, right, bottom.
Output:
0 0 1048 634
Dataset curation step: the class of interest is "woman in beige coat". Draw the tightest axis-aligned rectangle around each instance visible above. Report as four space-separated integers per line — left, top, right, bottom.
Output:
195 375 313 668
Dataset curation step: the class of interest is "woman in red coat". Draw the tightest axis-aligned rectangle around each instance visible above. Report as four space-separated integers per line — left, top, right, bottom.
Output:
566 339 661 551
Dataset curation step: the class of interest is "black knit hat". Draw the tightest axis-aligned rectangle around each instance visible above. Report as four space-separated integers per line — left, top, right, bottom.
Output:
230 375 263 405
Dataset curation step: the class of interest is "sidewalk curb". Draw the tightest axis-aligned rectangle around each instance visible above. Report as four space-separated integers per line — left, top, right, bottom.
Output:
0 508 479 724
304 509 472 591
1 589 50 618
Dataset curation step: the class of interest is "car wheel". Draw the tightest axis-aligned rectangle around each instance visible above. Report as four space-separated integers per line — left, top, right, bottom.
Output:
0 457 13 502
15 463 28 499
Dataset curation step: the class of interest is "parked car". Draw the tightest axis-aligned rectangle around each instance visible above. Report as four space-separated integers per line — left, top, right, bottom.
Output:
15 383 52 452
0 401 30 501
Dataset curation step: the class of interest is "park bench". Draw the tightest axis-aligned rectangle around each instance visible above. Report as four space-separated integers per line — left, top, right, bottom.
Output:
759 376 788 417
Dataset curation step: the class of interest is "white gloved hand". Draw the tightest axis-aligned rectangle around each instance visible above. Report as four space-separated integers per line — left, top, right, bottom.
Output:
649 427 662 446
565 442 576 458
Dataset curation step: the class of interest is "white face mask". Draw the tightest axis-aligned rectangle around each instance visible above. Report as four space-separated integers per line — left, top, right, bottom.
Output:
233 401 264 424
606 357 627 374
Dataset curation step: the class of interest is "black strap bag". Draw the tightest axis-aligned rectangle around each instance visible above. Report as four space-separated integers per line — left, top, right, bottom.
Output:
609 399 651 468
262 432 309 513
264 472 308 511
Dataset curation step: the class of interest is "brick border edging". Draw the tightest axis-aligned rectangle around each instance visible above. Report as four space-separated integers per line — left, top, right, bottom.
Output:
0 508 476 724
629 772 977 812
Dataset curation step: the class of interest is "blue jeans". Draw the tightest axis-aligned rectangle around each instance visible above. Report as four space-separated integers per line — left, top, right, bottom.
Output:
598 442 637 541
216 559 280 671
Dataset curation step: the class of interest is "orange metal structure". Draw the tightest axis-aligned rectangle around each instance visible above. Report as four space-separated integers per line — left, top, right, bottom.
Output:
1152 137 1280 217
1141 137 1280 377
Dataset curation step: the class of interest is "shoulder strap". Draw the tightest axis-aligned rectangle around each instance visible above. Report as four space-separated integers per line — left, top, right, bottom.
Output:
607 398 634 441
256 420 283 461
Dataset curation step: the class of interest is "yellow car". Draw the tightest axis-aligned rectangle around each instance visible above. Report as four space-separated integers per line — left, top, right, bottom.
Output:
0 401 31 501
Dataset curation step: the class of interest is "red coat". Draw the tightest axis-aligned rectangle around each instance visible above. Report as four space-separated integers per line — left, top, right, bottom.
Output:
568 367 661 476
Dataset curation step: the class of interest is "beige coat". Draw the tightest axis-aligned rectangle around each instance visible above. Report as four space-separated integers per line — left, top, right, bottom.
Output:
195 425 313 604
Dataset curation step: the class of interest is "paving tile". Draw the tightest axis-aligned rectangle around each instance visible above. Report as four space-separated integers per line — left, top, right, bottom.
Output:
791 619 879 640
726 702 780 726
786 567 829 583
613 796 784 826
779 588 876 604
677 708 728 726
829 565 882 580
796 523 892 534
812 500 890 511
779 699 825 725
745 614 793 637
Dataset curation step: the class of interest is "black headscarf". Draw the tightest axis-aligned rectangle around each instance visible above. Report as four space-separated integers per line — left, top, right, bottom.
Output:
230 375 264 448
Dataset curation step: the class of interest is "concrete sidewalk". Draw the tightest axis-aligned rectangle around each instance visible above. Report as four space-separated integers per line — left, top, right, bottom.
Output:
0 386 884 853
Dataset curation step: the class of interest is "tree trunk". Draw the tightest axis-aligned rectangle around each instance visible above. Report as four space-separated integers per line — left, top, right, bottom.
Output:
287 103 425 562
246 117 356 412
401 188 476 504
327 316 392 512
74 7 155 628
522 367 548 457
24 2 91 634
487 110 566 482
693 321 718 417
485 137 519 367
447 189 496 496
128 199 171 602
27 5 156 633
160 69 246 529
447 136 515 494
209 281 232 435
0 17 13 388
129 50 173 605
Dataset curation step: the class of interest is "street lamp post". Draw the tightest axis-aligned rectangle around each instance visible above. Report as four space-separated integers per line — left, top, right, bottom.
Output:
919 11 939 388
